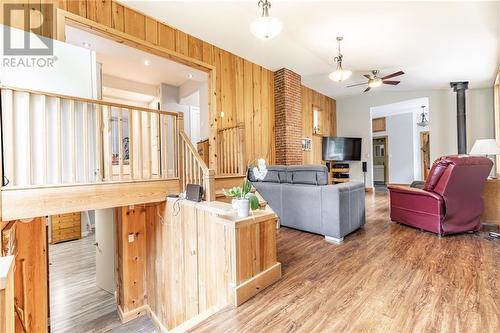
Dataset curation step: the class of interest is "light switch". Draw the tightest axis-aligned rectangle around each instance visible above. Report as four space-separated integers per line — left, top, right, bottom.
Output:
128 233 135 243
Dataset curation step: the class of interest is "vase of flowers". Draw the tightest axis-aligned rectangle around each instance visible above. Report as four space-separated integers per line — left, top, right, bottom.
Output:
224 159 268 218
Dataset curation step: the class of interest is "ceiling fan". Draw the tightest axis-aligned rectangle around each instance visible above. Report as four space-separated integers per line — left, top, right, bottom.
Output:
347 70 405 92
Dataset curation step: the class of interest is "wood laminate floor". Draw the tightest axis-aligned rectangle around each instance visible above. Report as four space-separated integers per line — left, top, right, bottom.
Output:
190 192 500 333
50 193 499 332
49 234 157 333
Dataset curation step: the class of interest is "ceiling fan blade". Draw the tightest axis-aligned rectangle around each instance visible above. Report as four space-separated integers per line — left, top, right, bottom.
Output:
363 74 371 79
364 87 371 93
347 82 368 88
383 80 400 85
381 71 404 80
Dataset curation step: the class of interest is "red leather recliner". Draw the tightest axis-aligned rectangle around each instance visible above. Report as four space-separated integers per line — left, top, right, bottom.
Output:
388 155 492 235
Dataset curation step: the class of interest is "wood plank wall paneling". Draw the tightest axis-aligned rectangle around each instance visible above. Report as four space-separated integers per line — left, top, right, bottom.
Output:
117 201 279 331
120 203 233 330
301 86 337 165
13 218 48 333
86 0 112 28
115 206 147 313
54 0 277 165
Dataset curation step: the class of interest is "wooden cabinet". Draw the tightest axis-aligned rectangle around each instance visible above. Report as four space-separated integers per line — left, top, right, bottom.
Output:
372 117 386 132
51 212 81 244
481 179 500 226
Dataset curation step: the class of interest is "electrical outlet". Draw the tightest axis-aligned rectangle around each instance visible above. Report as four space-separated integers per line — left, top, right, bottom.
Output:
128 233 135 243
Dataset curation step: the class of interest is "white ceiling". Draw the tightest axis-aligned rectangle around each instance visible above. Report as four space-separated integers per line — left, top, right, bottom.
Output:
121 0 500 99
65 25 208 87
371 97 429 118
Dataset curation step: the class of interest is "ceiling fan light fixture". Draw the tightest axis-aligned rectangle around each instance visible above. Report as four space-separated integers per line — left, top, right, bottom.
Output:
368 78 383 88
250 0 282 40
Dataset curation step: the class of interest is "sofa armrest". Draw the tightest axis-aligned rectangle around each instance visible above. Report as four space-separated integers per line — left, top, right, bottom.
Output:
321 182 365 239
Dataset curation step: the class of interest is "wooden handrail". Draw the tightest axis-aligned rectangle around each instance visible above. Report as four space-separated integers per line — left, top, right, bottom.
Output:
179 131 209 173
178 131 215 201
217 122 245 133
0 85 179 117
217 123 245 176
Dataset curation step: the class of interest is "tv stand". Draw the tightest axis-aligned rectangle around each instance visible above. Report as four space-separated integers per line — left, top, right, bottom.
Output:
328 162 350 184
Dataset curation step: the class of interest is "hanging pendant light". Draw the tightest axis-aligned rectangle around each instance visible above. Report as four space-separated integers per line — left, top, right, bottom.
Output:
329 36 352 82
250 0 283 41
417 105 429 127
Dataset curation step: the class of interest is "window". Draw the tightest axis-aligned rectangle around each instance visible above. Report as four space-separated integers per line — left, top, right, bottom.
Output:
313 106 322 135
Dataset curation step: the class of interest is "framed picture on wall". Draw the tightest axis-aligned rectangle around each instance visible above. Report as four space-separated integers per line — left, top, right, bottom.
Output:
302 137 312 151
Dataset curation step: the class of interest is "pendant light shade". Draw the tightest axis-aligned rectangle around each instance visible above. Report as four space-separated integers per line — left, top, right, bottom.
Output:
329 36 352 82
329 68 352 82
250 0 282 40
417 105 429 127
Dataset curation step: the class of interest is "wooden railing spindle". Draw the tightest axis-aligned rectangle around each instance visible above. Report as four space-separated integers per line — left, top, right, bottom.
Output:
118 108 123 181
82 102 89 182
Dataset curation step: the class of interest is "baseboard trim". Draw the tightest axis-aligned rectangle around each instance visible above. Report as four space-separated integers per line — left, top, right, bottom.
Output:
234 262 282 306
325 235 344 244
146 304 222 333
117 304 148 324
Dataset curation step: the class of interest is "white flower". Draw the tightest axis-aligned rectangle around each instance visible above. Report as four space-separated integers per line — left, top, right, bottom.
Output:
252 158 268 180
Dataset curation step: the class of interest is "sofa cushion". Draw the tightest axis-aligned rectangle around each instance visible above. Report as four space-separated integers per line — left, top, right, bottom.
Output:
286 165 329 185
248 165 287 183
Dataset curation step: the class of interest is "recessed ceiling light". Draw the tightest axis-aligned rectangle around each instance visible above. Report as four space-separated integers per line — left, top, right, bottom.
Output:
144 59 150 66
187 73 193 79
82 42 91 48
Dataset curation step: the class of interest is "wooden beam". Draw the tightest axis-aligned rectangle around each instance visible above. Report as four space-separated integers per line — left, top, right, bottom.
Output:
1 179 180 221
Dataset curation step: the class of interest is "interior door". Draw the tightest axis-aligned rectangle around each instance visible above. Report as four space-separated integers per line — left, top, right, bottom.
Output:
94 209 116 294
190 106 201 144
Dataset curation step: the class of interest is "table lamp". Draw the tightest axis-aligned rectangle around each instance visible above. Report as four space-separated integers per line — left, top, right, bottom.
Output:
469 139 500 178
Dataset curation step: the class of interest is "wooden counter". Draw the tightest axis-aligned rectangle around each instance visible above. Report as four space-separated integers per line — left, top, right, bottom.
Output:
177 199 282 306
115 199 281 332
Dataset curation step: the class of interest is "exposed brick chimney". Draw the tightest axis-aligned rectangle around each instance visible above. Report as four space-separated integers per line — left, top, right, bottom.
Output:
274 68 303 165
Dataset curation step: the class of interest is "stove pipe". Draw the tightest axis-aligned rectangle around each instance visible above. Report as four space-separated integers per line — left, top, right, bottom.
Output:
450 81 469 155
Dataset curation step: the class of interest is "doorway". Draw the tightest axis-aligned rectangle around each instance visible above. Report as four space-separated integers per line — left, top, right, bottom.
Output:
373 136 388 191
420 131 431 180
48 209 118 332
369 97 430 191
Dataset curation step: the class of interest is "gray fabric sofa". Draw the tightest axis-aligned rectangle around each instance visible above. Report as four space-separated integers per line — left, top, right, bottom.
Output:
249 165 365 243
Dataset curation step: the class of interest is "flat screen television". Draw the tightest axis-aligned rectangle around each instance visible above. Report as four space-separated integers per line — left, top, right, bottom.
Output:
322 137 362 161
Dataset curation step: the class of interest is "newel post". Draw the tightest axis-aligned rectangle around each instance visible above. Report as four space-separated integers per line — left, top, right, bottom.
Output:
177 113 185 191
204 169 216 201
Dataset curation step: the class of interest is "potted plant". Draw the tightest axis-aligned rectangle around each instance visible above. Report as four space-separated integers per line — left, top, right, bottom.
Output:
223 159 268 218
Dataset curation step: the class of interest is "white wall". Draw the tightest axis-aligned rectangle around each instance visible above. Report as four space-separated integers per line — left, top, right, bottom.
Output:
374 113 415 184
1 26 98 186
179 80 209 141
336 87 495 186
0 25 96 98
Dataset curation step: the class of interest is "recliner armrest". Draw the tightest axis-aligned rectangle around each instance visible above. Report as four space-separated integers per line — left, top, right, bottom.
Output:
388 185 442 201
388 184 444 217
